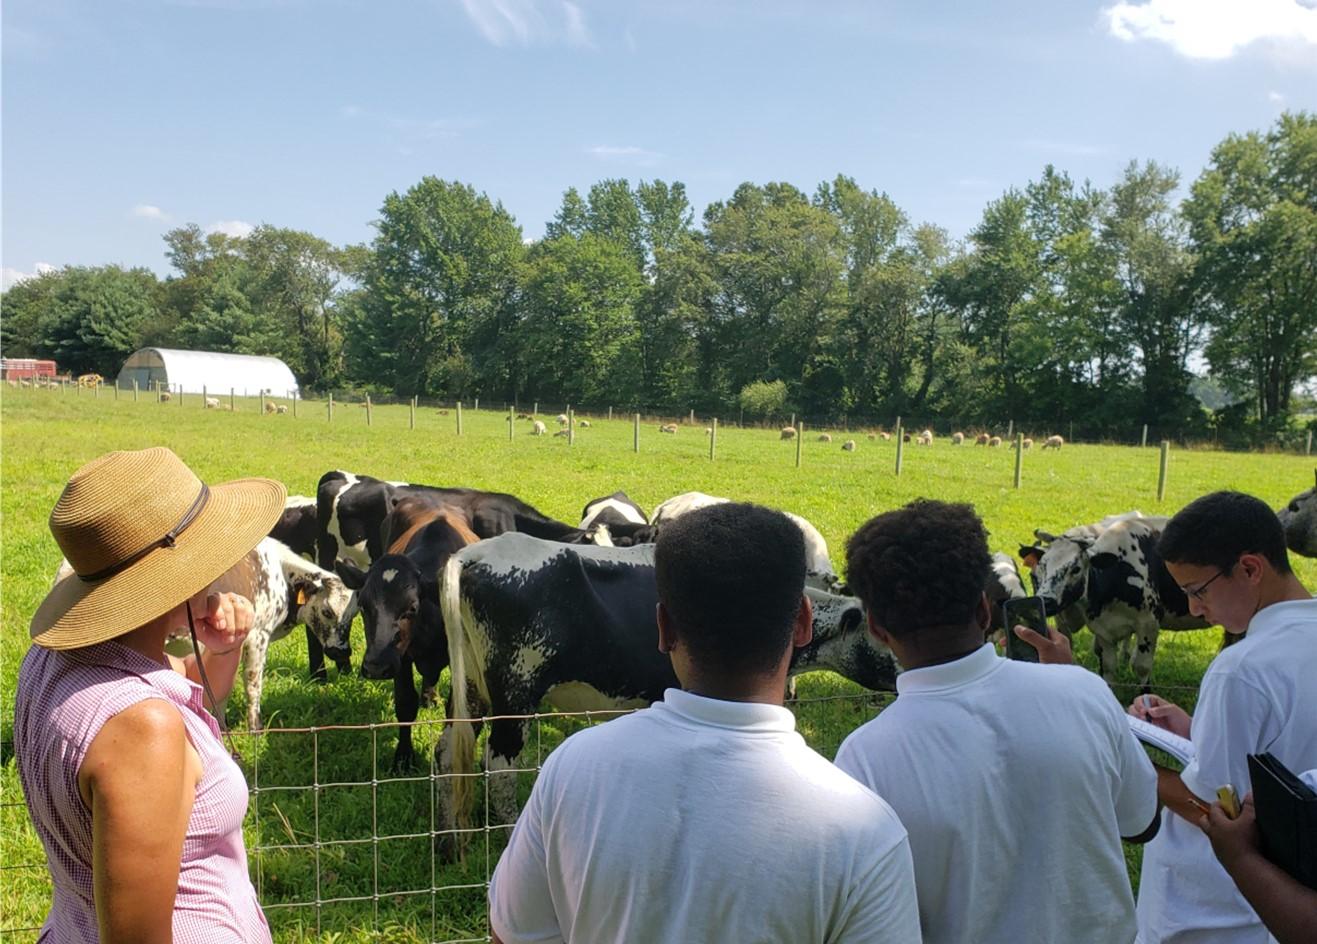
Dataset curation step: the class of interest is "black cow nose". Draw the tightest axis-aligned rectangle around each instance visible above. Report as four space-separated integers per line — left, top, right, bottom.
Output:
360 662 396 680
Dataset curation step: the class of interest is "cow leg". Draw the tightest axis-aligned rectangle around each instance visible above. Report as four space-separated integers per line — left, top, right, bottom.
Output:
306 627 328 684
391 654 420 771
1091 629 1120 684
1131 623 1158 692
486 717 529 827
244 627 272 732
420 668 441 709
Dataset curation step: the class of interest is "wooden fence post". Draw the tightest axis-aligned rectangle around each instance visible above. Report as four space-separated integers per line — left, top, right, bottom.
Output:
508 406 514 440
178 384 183 407
1157 440 1170 502
795 421 803 469
366 394 372 426
710 418 717 461
1307 429 1313 456
568 408 575 446
230 388 235 412
634 413 640 453
1006 419 1014 440
202 385 207 409
474 397 479 412
533 401 538 416
1141 424 1148 448
608 406 613 421
1013 433 1024 489
133 379 139 402
456 401 463 435
689 408 695 425
790 412 795 430
894 424 904 476
410 398 416 430
328 392 334 422
292 392 297 417
1069 421 1075 444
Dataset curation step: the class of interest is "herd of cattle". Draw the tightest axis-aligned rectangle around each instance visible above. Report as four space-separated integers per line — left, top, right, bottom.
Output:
56 467 1316 833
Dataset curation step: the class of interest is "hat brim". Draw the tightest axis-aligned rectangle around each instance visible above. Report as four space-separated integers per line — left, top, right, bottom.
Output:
30 477 287 649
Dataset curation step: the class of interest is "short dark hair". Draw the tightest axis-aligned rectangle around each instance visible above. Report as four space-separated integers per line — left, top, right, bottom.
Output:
655 503 805 675
1159 491 1291 575
845 499 991 637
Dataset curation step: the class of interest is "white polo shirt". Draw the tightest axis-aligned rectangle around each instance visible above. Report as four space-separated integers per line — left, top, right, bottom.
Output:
835 643 1156 944
489 687 921 944
1137 597 1317 944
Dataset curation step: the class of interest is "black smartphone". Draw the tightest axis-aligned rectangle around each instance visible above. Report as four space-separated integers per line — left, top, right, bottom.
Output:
1002 596 1049 662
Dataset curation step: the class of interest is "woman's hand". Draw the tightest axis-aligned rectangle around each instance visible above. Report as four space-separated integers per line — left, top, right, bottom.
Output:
191 591 255 655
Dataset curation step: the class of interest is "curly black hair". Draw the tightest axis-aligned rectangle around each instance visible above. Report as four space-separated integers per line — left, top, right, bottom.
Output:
656 502 806 675
845 499 991 637
1159 490 1291 574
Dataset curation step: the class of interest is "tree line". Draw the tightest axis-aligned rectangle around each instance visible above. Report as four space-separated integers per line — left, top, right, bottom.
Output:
3 113 1313 446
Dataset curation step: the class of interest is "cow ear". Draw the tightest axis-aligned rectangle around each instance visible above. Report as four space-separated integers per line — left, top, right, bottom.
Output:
1033 529 1057 544
334 559 367 590
1018 545 1042 562
1088 551 1119 569
293 575 324 604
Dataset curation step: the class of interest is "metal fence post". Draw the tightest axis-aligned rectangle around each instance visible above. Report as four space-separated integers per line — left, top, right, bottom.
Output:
634 413 640 453
133 379 138 401
1157 441 1170 502
1014 433 1024 489
710 418 717 461
894 425 904 476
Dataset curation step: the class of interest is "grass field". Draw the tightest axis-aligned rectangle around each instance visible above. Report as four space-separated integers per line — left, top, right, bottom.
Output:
3 386 1315 942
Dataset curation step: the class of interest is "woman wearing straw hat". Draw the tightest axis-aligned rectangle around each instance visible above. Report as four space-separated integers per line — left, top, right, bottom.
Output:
14 447 285 944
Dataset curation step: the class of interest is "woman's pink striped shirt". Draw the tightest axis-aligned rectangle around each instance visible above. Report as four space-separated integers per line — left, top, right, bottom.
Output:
14 640 272 943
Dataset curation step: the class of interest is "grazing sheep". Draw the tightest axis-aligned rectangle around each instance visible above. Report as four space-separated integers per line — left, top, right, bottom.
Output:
902 432 912 443
516 412 532 419
265 401 278 414
704 427 713 435
276 405 288 414
867 432 877 441
880 432 892 441
917 431 933 446
159 392 172 402
817 433 832 443
557 413 569 425
531 420 547 436
988 435 1002 447
976 433 991 445
1043 434 1064 450
205 397 220 409
1022 437 1032 449
842 440 856 452
579 419 591 428
553 429 569 438
780 427 797 441
438 409 449 415
951 431 965 445
659 423 679 434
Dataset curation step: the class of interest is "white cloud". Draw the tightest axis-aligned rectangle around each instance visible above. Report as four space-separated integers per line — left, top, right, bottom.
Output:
1103 0 1317 61
1268 89 1286 103
2 262 56 290
587 144 663 166
130 204 170 221
206 220 255 238
458 0 594 47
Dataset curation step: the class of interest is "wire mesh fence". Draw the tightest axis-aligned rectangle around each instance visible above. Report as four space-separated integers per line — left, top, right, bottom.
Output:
0 679 1213 943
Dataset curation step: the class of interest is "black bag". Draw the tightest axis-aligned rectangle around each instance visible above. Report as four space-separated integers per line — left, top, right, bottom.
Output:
1247 752 1317 891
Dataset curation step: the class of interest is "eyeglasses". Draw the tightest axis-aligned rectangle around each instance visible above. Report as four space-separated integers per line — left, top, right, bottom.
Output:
1183 565 1231 601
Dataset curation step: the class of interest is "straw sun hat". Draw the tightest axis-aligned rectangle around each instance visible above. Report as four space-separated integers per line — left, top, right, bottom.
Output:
30 446 286 650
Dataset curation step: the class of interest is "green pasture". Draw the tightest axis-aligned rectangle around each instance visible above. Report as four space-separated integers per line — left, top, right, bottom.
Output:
3 387 1315 942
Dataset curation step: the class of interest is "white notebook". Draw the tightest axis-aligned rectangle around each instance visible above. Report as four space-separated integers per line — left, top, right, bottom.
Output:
1127 715 1195 766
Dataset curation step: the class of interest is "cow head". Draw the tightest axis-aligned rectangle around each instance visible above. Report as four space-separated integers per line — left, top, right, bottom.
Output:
1277 471 1317 558
1030 535 1093 616
289 568 355 659
791 588 900 692
338 554 420 680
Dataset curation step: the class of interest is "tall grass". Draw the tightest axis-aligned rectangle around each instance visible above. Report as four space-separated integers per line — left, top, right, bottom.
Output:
3 388 1314 941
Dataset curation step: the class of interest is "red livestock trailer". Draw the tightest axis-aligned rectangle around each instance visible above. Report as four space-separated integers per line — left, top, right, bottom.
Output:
1 358 58 380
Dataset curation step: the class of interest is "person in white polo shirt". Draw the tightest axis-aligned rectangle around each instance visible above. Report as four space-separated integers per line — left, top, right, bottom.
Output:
834 499 1159 944
488 502 922 944
1124 491 1317 944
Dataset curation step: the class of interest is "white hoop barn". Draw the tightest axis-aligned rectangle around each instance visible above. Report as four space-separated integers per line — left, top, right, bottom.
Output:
116 348 300 398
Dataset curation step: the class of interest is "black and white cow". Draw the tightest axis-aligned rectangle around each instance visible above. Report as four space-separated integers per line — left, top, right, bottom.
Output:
335 501 481 769
310 470 611 681
1278 471 1317 558
436 533 899 832
1030 515 1207 686
650 491 841 593
579 491 657 547
268 495 318 560
56 539 356 730
984 551 1029 641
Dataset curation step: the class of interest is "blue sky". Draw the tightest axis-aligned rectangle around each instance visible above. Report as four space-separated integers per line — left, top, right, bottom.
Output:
4 0 1315 288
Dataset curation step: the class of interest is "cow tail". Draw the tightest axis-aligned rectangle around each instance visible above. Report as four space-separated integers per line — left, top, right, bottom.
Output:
440 552 476 831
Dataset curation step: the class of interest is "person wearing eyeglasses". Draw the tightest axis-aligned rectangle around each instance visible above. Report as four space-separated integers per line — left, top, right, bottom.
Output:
1023 490 1316 943
14 447 285 944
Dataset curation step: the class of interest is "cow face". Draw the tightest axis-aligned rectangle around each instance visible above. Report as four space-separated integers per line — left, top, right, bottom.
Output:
339 554 420 679
1278 473 1317 558
291 570 354 659
1031 537 1092 616
791 589 899 692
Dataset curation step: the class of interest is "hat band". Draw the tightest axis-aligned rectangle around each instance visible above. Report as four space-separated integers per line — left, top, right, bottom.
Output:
79 483 212 582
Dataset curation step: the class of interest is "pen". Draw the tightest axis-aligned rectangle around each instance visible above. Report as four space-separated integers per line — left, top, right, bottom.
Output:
1188 796 1211 816
1141 694 1153 722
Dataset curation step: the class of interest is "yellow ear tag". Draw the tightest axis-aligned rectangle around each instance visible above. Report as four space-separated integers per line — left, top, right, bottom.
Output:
296 588 308 606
